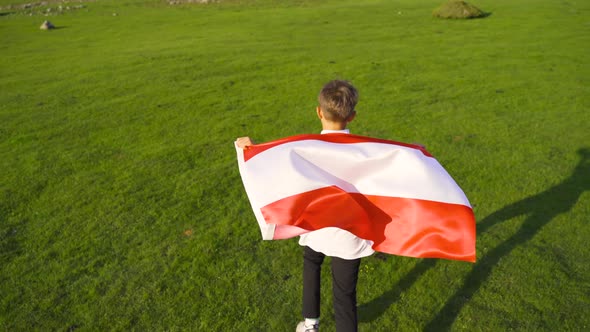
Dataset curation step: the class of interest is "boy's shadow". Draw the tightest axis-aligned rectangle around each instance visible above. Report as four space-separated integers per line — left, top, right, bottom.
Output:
359 148 590 329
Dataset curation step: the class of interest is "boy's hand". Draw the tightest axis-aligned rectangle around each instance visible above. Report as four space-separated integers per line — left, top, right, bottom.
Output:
236 137 254 149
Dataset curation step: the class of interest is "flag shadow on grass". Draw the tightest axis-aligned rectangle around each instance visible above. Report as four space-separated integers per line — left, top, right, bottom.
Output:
359 147 590 330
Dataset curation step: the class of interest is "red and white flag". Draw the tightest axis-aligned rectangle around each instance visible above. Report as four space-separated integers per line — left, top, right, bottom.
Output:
236 134 476 262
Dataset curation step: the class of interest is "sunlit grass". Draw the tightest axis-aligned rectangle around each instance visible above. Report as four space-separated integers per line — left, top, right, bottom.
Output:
1 0 589 330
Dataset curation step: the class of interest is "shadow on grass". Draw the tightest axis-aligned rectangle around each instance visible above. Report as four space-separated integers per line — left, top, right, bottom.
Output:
477 12 492 19
359 258 437 322
359 147 590 330
464 11 492 19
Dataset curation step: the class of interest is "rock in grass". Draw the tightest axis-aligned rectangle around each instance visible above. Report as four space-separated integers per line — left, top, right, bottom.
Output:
433 1 486 19
40 20 55 30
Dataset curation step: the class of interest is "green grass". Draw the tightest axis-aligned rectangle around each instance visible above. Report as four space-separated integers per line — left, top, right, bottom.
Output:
1 0 589 330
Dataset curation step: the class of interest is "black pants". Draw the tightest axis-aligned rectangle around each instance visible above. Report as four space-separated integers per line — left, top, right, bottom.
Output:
302 246 361 332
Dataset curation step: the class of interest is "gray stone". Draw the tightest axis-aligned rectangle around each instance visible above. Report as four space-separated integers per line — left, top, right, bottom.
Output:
40 20 54 30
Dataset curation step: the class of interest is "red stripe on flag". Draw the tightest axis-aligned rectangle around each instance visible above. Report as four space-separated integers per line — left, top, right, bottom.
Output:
261 186 476 262
243 133 432 162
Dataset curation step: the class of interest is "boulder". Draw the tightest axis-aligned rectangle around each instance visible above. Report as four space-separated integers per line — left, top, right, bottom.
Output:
433 1 486 19
40 20 55 30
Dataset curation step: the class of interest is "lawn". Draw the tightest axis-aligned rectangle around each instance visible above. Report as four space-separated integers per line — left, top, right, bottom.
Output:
1 0 589 330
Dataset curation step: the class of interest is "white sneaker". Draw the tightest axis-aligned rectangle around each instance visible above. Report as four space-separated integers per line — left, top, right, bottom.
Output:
296 321 319 332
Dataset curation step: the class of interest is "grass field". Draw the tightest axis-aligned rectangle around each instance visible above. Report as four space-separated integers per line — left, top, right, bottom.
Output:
1 0 589 330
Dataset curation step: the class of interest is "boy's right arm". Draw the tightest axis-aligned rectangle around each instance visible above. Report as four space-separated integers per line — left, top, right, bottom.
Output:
235 137 255 149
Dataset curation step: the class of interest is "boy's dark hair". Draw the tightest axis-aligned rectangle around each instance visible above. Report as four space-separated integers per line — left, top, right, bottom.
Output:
318 80 358 122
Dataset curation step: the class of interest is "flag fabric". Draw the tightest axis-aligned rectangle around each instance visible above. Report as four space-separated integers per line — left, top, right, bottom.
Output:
235 134 476 262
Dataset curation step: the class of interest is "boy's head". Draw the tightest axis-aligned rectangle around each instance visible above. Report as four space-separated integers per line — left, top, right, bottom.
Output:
318 80 358 123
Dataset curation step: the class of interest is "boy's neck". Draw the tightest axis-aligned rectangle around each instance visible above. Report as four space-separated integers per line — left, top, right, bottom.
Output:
321 119 348 131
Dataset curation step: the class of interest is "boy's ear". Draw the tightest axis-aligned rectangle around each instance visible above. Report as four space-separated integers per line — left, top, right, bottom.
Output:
316 106 323 119
346 110 357 123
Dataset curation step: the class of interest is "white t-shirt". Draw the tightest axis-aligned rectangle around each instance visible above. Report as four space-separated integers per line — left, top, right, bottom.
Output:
298 129 375 260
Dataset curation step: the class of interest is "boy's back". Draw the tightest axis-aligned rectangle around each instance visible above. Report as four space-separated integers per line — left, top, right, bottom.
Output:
237 80 367 332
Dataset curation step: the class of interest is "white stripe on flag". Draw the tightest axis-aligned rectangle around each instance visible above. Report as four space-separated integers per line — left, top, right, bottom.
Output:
241 139 471 207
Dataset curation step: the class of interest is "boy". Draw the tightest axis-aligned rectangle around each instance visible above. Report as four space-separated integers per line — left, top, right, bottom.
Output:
236 80 372 332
